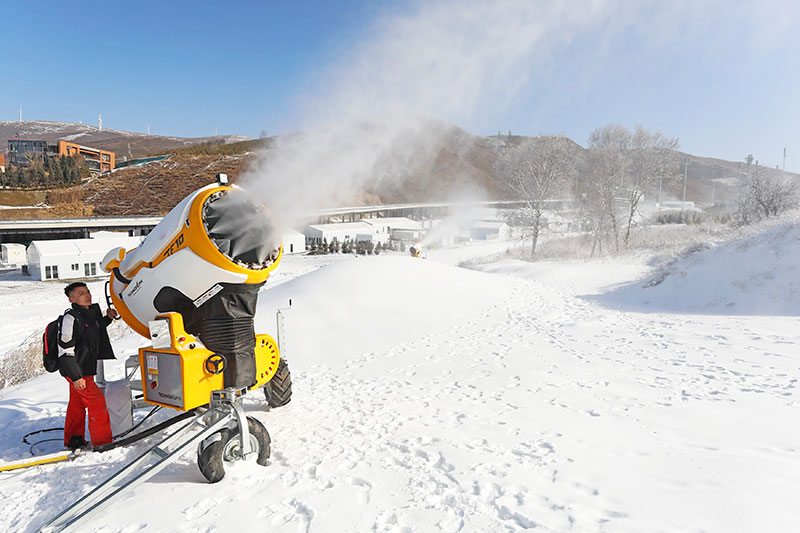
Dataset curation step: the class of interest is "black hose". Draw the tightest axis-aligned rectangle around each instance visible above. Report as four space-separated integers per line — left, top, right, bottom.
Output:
22 406 187 456
93 409 197 453
22 428 62 446
22 406 161 448
112 406 162 440
30 438 65 456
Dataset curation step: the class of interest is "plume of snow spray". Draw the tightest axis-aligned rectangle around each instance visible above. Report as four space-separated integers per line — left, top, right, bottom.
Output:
240 0 621 231
418 204 491 248
243 0 781 230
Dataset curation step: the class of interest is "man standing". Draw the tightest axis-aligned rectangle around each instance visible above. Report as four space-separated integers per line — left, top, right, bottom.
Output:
58 282 118 449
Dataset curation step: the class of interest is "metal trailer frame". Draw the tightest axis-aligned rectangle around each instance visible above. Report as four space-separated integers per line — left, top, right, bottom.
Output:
41 301 293 532
41 388 254 533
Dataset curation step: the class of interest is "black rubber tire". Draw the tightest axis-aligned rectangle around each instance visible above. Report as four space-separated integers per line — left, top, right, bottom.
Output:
264 359 292 408
197 417 271 483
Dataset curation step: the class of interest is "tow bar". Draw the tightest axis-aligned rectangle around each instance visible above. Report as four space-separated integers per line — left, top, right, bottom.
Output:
41 387 261 533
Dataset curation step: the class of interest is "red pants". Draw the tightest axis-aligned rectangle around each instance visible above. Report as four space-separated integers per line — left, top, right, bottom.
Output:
64 376 112 447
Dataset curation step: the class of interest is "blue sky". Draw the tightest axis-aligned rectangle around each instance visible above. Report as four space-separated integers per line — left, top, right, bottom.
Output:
2 0 798 172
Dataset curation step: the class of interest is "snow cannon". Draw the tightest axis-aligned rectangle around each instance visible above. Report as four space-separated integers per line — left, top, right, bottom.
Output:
101 175 286 411
409 243 425 258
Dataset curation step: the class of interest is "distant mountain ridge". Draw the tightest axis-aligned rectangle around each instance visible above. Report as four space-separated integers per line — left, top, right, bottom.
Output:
0 121 249 160
1 121 797 219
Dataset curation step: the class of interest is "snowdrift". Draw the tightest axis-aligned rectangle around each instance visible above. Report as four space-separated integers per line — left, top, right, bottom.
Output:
597 220 800 315
256 255 512 371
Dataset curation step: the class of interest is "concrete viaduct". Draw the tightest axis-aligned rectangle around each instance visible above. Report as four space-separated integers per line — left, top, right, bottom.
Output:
0 200 571 244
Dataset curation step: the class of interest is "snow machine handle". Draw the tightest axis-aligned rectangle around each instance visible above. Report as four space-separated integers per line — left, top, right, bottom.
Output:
104 280 120 320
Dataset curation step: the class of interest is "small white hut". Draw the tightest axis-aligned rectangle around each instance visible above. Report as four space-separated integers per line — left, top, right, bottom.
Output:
27 236 143 281
470 221 511 241
0 243 27 266
281 230 306 254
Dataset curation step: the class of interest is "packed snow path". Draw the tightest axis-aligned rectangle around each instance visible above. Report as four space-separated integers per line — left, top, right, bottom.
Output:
0 253 798 532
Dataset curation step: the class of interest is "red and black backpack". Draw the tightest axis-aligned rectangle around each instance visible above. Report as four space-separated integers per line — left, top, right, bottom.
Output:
42 311 71 372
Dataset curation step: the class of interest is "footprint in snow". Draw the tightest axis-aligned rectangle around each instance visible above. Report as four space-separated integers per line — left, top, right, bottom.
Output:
119 523 148 533
182 497 216 520
345 476 372 504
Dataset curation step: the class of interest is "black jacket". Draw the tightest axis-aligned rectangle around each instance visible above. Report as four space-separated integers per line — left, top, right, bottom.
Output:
57 303 115 381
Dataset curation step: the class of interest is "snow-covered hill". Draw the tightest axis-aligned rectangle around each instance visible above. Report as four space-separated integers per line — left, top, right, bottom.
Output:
599 217 800 315
0 233 798 532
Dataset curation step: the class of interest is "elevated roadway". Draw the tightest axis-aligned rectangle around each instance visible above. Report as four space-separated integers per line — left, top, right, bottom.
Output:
0 199 570 244
0 216 161 243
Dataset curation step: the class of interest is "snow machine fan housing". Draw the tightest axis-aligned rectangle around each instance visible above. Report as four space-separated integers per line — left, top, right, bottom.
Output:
101 182 282 339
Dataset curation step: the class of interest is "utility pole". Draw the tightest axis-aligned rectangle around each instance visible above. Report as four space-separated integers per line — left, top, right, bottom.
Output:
783 147 787 176
98 114 103 131
682 158 688 204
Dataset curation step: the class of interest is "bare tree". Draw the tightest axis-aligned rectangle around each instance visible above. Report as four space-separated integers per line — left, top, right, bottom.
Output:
584 125 631 253
735 163 798 225
496 136 573 258
624 127 680 246
582 125 679 253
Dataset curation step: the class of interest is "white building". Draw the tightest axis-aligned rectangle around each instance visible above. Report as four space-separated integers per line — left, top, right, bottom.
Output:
304 221 376 244
363 217 422 235
27 236 143 281
281 230 306 255
391 228 425 243
358 231 390 245
0 243 26 266
365 217 423 245
470 221 511 241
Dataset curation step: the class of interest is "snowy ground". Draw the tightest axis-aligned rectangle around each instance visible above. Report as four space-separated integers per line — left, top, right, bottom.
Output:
0 229 798 532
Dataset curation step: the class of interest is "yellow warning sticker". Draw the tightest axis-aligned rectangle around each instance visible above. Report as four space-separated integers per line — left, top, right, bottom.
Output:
147 354 159 374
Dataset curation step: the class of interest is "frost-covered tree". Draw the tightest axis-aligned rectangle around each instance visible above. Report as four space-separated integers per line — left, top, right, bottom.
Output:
735 163 798 225
624 127 680 246
579 125 630 254
582 124 678 253
496 135 574 259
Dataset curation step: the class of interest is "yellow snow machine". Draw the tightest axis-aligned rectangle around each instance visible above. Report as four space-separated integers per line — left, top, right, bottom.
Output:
40 174 293 532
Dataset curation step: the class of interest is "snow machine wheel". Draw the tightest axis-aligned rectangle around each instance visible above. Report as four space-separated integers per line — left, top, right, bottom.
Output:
197 417 270 483
264 359 292 408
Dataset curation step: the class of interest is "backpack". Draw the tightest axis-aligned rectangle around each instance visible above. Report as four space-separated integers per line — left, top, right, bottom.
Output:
43 312 69 373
